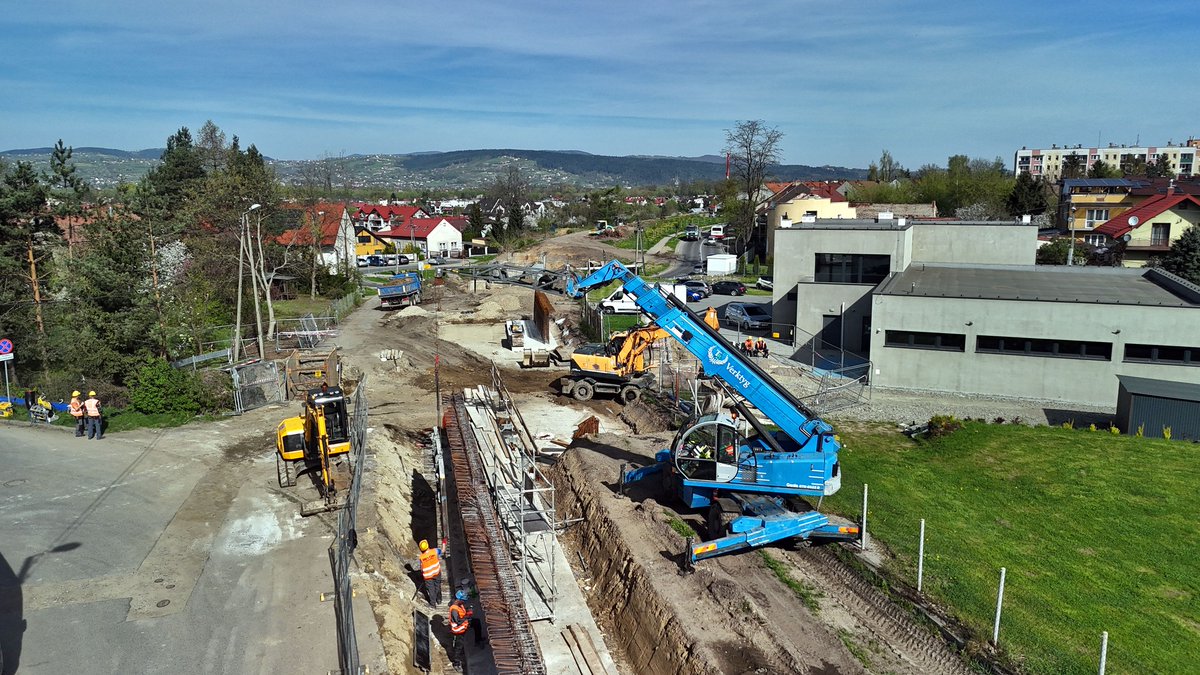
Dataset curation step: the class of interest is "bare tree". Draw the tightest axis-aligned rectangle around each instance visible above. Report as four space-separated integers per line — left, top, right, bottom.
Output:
724 120 783 261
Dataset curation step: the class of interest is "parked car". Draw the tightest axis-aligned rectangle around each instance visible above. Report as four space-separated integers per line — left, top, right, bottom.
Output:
724 302 772 330
683 280 711 298
367 254 385 267
712 280 747 296
356 256 370 268
429 255 449 265
691 262 705 274
755 275 774 291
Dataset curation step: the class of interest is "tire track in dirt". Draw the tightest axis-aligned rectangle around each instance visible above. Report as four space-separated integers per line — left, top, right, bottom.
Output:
784 546 975 675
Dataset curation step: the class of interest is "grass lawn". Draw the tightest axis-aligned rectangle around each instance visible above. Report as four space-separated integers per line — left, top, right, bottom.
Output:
272 296 332 320
823 422 1199 675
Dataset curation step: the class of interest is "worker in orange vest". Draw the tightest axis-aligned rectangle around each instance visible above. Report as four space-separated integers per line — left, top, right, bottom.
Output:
418 539 442 607
83 390 104 440
448 590 484 653
703 306 720 331
68 390 85 437
742 337 754 355
755 338 769 358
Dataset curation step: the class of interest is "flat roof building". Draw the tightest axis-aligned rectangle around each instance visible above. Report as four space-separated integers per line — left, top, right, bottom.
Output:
773 217 1200 407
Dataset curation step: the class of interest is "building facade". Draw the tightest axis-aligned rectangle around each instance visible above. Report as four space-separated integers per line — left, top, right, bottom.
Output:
772 217 1200 406
1014 139 1199 182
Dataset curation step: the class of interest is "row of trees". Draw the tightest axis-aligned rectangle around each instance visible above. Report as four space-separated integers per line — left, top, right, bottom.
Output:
0 123 335 407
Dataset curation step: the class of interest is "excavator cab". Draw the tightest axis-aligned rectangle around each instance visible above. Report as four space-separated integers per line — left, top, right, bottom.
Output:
275 386 350 495
672 413 748 484
306 386 350 456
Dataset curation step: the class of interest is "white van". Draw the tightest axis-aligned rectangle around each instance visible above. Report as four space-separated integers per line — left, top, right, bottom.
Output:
597 288 640 314
709 224 725 240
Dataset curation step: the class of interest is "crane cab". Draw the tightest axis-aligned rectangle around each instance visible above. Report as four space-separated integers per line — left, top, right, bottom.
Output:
673 413 746 486
276 386 350 464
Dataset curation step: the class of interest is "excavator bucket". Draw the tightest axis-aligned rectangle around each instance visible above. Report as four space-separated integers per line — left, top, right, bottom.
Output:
300 494 348 517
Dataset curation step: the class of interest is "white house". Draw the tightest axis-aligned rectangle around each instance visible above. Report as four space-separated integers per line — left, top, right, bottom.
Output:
377 217 463 256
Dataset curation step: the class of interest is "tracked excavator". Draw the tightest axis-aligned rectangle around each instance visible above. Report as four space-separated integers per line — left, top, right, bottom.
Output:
559 325 670 404
275 385 351 516
566 261 860 568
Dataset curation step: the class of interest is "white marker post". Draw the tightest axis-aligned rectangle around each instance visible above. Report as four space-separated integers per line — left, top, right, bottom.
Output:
992 567 1007 645
860 483 869 551
917 518 926 593
1099 631 1109 675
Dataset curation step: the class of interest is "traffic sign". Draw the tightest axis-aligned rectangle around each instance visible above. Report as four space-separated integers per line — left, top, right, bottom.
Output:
0 339 12 355
0 353 11 362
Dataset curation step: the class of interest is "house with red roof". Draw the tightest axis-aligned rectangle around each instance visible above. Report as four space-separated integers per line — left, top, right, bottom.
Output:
1094 188 1200 267
353 204 429 232
275 204 356 272
375 217 463 257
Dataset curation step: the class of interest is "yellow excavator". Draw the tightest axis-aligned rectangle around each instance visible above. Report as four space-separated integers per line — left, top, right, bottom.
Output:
559 325 670 403
275 385 351 516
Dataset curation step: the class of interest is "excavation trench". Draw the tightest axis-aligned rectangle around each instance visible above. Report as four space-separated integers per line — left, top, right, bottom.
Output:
552 448 721 675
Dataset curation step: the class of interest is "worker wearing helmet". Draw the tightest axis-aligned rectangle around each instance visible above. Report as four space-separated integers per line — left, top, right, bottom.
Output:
68 390 85 437
418 539 442 607
703 306 720 331
448 589 485 654
83 391 104 440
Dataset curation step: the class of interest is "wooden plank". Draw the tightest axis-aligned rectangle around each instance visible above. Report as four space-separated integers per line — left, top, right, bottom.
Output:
568 624 606 675
560 626 589 675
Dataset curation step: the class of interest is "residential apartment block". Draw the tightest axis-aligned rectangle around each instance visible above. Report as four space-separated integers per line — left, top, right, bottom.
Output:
1014 139 1198 181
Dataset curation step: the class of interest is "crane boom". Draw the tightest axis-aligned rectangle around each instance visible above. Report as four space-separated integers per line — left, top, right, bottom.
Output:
568 260 857 566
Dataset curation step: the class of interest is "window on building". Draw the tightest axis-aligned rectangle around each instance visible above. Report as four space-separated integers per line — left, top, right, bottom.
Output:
1084 234 1108 246
976 335 1112 360
814 254 890 284
1124 344 1198 366
884 330 965 352
1151 223 1171 246
1084 209 1109 229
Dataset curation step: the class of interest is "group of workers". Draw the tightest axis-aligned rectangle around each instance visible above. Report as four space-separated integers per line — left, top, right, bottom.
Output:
67 390 105 439
418 538 486 662
16 388 103 439
740 337 770 358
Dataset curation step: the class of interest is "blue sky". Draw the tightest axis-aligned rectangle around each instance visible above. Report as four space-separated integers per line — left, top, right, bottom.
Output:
2 1 1196 169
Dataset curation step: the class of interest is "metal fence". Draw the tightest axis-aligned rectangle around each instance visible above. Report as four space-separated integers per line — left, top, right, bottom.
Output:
230 360 285 414
330 376 369 675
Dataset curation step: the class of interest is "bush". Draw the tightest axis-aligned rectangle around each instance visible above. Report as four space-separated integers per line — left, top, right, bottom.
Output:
126 356 211 415
927 414 963 438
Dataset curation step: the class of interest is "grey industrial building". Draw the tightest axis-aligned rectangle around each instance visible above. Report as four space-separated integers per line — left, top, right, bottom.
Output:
772 217 1200 407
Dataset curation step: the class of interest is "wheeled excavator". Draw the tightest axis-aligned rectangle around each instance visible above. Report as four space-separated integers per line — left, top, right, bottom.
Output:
275 385 351 516
559 325 670 404
566 261 860 568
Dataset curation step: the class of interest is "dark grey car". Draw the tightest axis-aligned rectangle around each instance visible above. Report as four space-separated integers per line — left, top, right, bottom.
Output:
724 302 772 329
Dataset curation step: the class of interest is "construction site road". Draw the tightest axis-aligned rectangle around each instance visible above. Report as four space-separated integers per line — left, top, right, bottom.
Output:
0 416 385 675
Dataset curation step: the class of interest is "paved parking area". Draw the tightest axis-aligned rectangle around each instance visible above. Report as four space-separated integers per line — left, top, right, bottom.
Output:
0 412 383 675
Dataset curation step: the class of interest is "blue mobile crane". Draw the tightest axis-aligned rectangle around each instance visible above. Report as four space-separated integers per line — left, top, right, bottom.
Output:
567 260 860 569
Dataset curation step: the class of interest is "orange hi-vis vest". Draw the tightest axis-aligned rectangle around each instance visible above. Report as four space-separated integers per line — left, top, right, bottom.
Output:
449 601 471 635
419 548 441 579
69 398 84 418
84 398 101 417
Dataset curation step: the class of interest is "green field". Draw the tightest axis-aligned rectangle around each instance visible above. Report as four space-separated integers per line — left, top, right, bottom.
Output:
824 422 1200 675
613 214 719 250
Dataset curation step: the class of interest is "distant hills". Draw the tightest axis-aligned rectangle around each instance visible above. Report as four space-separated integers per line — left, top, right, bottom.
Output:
1 146 867 190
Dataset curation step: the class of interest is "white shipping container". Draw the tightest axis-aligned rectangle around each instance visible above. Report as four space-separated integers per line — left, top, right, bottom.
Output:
706 253 737 275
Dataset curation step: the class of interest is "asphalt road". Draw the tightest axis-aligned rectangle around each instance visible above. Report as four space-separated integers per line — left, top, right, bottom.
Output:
0 413 383 675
